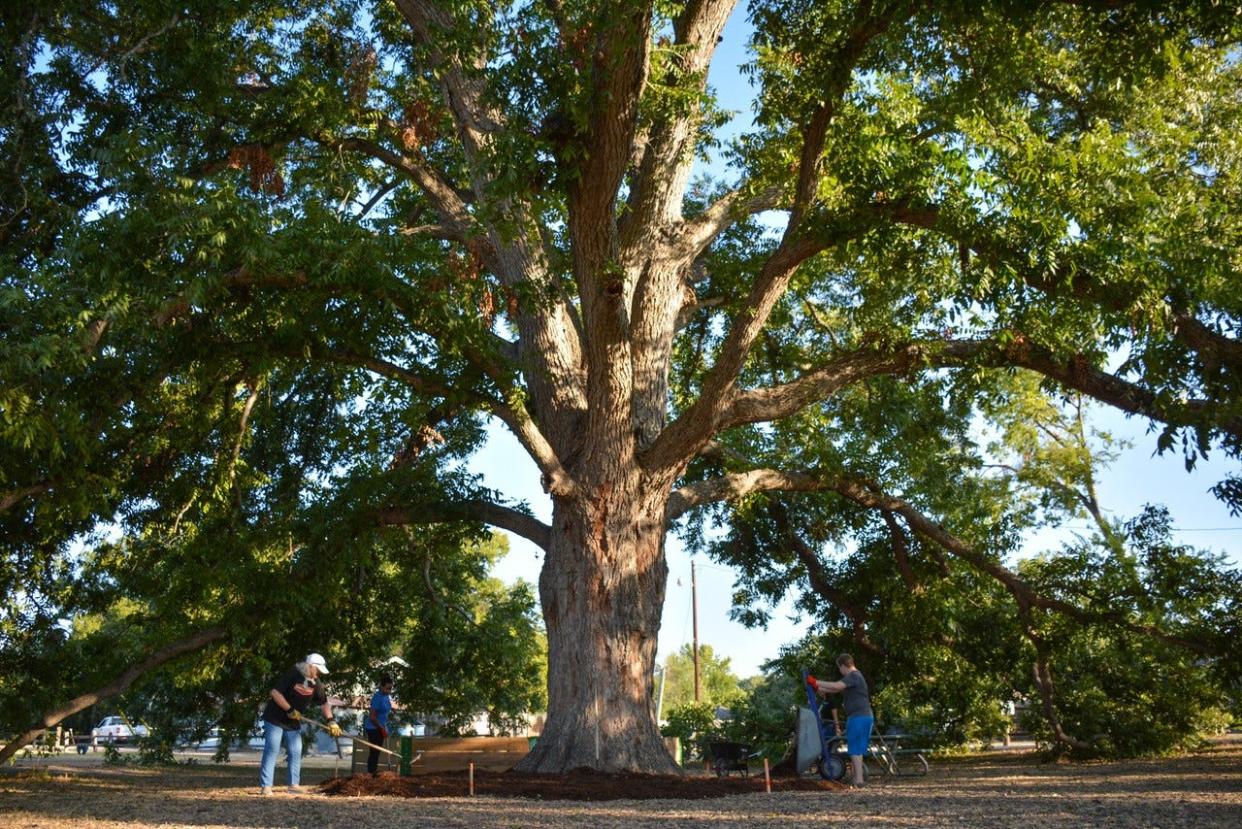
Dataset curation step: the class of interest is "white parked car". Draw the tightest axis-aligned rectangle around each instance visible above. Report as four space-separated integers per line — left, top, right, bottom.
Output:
91 716 149 743
197 726 266 750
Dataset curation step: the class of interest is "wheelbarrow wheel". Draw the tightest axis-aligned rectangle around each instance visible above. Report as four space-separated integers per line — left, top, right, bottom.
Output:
819 753 846 781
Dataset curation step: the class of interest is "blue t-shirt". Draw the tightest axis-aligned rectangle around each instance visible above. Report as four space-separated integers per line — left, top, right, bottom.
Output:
369 690 392 730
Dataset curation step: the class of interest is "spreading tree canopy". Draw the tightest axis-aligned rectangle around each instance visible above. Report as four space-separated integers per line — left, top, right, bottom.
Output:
3 0 1241 771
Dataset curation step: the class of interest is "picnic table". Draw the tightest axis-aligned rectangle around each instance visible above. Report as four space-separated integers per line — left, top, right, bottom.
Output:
825 729 929 777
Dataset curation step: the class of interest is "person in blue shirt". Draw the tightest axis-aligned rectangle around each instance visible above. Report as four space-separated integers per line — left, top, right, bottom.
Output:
365 673 395 775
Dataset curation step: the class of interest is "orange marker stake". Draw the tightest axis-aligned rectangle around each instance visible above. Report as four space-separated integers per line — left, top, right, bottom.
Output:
469 761 475 796
764 758 771 793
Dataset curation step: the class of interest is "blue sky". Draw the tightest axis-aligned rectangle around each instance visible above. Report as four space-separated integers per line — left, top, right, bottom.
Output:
474 4 1239 680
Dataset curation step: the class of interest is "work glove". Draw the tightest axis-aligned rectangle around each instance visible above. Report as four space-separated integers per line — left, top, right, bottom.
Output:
806 674 819 689
379 727 389 743
287 709 302 722
327 721 343 738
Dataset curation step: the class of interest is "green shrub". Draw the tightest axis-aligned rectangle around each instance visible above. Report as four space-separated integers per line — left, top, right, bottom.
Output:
660 702 719 762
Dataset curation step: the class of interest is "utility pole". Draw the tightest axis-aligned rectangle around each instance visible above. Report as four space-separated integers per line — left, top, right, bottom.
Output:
692 559 701 703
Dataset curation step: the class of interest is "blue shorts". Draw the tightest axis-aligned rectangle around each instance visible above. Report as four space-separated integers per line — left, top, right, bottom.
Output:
846 716 873 757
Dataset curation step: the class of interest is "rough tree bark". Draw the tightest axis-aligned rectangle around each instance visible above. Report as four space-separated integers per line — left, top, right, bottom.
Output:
518 486 679 773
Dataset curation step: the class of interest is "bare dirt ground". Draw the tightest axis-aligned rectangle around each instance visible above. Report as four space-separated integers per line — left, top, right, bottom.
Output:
2 737 1240 829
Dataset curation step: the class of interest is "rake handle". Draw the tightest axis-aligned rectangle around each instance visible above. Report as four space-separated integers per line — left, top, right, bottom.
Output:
302 716 401 758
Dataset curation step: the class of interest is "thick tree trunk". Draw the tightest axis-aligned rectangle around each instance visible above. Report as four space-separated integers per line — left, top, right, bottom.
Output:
516 482 679 774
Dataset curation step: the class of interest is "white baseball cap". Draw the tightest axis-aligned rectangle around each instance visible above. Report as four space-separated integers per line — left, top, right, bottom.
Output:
306 653 330 674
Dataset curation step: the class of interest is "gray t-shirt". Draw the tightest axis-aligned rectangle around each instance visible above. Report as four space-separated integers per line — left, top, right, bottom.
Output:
841 670 872 718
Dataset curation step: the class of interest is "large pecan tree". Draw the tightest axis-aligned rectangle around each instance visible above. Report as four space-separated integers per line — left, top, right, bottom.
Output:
2 1 1239 772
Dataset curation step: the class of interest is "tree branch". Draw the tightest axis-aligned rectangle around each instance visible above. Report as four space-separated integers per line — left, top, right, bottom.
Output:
717 336 1242 443
0 626 227 765
643 6 910 474
719 339 986 430
1018 602 1098 753
789 2 902 222
324 135 480 248
668 467 822 520
272 342 459 400
619 0 740 255
484 398 578 499
574 2 654 223
883 509 918 592
839 477 1215 653
880 200 1242 382
0 482 52 514
768 500 884 655
669 466 1215 654
642 227 854 473
392 4 586 463
391 0 503 159
668 184 786 267
379 500 552 552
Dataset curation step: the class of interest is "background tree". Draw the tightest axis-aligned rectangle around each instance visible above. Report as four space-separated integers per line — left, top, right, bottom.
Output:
711 382 1240 756
3 0 1241 773
657 644 746 762
399 534 548 736
659 643 746 711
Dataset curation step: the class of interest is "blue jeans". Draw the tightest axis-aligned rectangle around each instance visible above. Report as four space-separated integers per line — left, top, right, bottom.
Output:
259 720 302 787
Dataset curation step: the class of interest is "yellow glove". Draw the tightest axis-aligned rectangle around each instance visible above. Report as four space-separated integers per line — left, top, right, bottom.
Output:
287 709 301 722
327 721 342 738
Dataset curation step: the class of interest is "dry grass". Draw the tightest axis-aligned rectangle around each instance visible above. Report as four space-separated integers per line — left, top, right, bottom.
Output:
2 737 1240 828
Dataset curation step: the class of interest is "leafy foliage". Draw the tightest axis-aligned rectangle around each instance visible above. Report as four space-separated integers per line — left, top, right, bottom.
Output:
1015 507 1242 757
2 0 1240 770
659 701 718 762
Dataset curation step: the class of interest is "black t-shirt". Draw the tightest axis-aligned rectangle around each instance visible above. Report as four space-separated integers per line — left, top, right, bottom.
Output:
261 669 327 730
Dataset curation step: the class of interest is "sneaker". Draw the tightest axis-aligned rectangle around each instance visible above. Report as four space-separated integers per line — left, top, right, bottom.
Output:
259 787 272 796
287 785 307 794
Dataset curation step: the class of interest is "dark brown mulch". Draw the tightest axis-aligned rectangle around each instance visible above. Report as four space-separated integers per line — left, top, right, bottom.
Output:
320 768 843 801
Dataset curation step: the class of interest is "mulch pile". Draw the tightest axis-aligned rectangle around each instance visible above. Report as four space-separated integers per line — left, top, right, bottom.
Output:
321 768 843 801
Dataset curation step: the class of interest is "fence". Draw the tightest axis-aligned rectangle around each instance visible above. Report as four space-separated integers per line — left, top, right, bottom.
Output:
348 735 533 776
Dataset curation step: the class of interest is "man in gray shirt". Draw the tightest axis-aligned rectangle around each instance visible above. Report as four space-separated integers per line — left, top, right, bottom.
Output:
808 653 873 787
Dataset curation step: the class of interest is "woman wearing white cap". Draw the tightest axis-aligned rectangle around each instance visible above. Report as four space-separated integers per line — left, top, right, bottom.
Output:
258 653 341 794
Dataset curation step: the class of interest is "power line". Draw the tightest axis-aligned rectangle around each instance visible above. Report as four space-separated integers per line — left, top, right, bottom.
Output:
1061 525 1242 532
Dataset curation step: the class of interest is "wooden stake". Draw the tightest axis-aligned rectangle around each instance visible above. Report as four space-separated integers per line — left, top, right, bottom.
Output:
764 758 771 793
468 761 474 796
